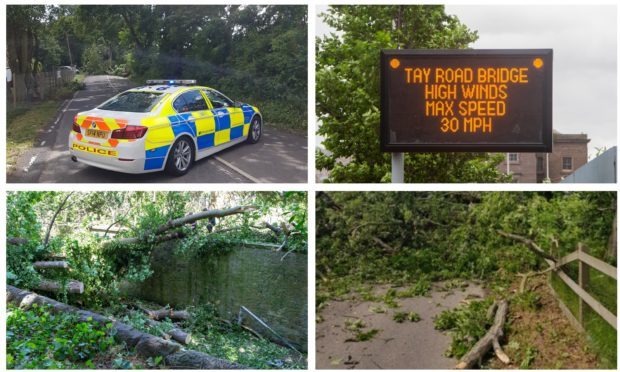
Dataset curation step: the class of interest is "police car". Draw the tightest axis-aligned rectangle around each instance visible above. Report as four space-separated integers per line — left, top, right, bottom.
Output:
68 79 262 176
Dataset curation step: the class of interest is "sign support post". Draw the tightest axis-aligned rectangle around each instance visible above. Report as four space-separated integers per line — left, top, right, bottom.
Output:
391 152 404 183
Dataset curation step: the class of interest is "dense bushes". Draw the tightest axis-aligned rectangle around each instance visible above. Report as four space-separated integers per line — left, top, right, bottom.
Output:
317 192 615 296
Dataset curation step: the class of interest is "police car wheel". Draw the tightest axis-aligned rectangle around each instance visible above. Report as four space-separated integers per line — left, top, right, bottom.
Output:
166 137 194 176
247 117 261 144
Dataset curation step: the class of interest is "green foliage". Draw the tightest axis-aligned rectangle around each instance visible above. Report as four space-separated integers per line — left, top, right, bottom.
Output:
183 304 306 369
8 191 307 311
520 346 538 369
397 277 432 298
317 192 615 299
81 41 108 74
344 319 366 331
346 329 381 342
382 288 400 308
434 298 494 358
7 303 115 369
316 5 509 182
8 5 307 130
393 311 420 323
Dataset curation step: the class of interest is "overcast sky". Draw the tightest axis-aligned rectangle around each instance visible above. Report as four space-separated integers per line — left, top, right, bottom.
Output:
317 5 617 157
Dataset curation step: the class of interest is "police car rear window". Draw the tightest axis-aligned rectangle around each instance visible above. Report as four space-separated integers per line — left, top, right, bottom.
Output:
98 91 164 113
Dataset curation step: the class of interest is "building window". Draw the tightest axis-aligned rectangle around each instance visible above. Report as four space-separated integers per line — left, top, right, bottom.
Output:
562 156 572 170
508 153 519 163
536 157 544 172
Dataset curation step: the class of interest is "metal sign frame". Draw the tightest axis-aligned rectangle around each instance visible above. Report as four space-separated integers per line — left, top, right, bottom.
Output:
380 49 553 153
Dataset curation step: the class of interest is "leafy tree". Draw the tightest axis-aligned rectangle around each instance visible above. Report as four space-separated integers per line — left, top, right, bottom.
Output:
316 5 508 182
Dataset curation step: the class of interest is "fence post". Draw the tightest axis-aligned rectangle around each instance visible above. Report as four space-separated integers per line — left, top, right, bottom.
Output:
578 243 589 325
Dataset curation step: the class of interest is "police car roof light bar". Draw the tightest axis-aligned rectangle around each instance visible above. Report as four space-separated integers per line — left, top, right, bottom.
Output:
146 79 197 86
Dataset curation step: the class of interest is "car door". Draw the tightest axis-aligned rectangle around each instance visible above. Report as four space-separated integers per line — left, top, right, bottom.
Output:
172 90 215 150
203 89 245 145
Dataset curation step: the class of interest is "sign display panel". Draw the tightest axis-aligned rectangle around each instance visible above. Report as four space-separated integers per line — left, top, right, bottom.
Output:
380 49 553 152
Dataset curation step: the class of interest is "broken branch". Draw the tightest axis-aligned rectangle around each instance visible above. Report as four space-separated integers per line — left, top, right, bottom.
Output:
456 299 509 369
497 230 557 263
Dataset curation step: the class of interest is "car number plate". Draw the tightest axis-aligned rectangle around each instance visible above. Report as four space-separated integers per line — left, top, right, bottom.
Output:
86 129 109 139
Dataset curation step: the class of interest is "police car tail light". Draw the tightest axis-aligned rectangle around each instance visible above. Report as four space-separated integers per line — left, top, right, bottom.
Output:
72 116 81 133
111 125 147 139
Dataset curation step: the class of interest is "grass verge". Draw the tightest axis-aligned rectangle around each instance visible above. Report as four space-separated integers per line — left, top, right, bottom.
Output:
550 272 617 368
7 84 80 173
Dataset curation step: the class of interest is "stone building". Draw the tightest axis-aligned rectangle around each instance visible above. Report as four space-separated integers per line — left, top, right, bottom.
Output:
498 131 589 183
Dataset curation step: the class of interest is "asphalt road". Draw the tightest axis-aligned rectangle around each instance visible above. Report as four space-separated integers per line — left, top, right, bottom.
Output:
8 75 308 183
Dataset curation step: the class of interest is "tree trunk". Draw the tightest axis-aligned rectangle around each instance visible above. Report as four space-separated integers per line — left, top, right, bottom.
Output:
107 206 256 246
33 261 69 270
455 300 509 369
35 279 83 294
606 210 617 261
6 285 244 369
145 308 190 321
146 319 192 345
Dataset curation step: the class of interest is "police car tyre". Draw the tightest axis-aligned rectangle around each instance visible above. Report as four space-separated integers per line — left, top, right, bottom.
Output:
166 137 195 176
247 116 262 144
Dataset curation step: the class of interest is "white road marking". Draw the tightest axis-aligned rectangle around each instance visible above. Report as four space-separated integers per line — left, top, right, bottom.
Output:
213 156 261 183
106 75 118 92
23 155 38 172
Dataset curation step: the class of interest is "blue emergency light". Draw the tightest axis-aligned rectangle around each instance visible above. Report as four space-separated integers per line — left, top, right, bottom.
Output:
146 79 197 86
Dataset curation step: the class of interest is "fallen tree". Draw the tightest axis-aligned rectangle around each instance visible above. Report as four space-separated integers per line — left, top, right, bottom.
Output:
7 285 245 369
35 279 84 294
106 206 257 247
456 300 509 369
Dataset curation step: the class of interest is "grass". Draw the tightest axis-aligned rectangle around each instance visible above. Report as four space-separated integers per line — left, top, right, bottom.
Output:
550 272 617 368
6 83 80 172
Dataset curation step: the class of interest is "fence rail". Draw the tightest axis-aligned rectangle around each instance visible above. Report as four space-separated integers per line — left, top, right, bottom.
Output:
7 69 75 105
550 243 617 331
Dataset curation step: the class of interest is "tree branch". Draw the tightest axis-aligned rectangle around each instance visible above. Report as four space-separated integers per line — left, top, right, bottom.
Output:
497 230 557 263
106 206 257 246
44 192 74 247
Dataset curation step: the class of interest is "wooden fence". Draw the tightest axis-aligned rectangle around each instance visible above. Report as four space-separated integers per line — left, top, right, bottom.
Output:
548 243 617 332
7 69 75 105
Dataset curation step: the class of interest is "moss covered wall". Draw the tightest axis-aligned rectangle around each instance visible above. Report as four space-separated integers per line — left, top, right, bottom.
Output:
127 243 307 350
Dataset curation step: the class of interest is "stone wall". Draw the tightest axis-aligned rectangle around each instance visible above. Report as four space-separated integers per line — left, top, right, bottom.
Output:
126 242 307 350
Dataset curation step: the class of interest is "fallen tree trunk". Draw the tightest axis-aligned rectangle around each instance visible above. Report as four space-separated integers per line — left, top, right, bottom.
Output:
35 279 84 294
6 286 244 369
145 308 190 321
456 299 509 369
33 261 69 270
107 206 256 246
146 319 192 345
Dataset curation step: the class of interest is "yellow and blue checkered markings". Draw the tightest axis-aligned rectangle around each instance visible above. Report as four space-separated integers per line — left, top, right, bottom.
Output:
144 144 171 170
141 104 258 171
